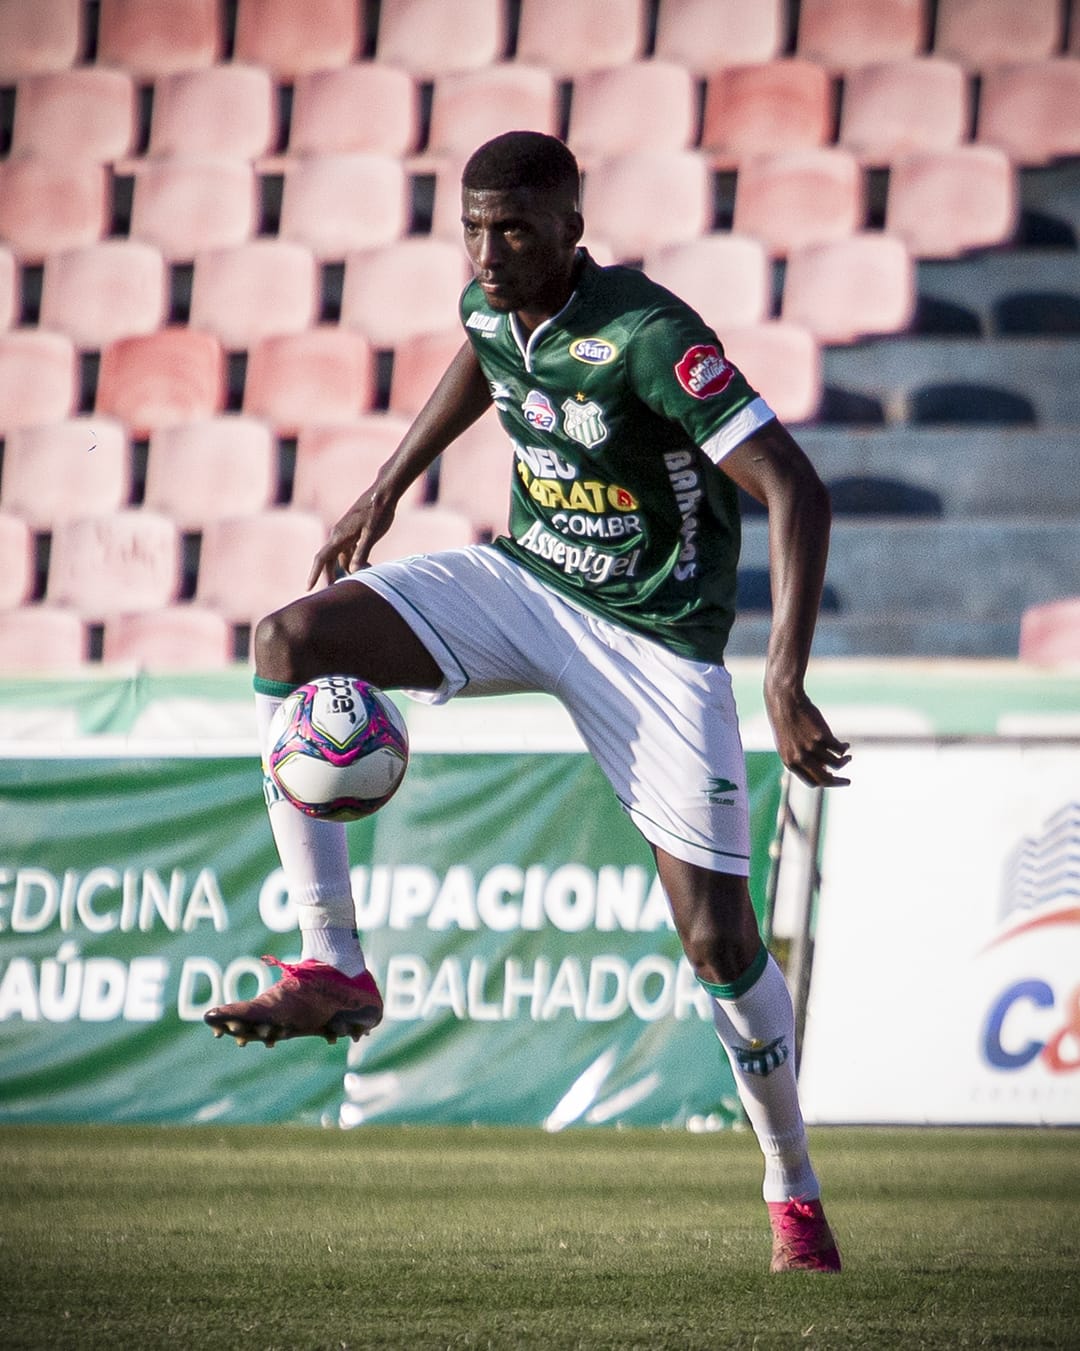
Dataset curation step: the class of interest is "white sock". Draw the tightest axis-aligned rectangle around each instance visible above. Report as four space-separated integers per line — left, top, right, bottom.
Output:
255 689 366 978
709 952 819 1204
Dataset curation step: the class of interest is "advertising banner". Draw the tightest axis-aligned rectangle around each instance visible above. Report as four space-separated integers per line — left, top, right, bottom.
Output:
799 743 1080 1125
0 750 783 1128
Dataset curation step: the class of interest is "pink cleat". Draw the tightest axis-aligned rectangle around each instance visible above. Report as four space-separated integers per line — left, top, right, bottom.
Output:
204 956 383 1048
767 1198 842 1273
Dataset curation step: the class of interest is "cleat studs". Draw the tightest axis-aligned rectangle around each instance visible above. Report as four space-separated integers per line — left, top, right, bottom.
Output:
211 1027 224 1038
236 1037 249 1047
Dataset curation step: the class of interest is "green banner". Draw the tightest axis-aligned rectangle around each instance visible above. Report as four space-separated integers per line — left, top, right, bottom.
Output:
0 751 782 1128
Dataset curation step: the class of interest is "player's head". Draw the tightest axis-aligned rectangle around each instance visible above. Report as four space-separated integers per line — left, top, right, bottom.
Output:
460 131 584 319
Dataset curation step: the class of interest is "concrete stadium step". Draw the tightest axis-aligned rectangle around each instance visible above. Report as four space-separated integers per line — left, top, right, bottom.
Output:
914 249 1080 336
726 611 1025 660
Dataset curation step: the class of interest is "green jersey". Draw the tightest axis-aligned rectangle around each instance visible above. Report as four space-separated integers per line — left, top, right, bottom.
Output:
460 250 774 663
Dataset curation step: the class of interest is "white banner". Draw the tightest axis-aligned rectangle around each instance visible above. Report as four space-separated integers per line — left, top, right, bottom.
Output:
799 743 1080 1125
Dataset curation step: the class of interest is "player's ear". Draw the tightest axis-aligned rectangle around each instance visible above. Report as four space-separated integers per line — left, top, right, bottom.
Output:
563 210 585 248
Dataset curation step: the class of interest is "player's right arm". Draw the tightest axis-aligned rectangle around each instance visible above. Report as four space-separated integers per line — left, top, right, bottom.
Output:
308 341 492 588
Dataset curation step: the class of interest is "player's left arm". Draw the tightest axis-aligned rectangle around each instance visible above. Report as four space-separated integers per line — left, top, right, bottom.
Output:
720 420 851 789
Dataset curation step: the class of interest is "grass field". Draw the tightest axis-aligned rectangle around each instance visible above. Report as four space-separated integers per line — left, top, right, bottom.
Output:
2 1124 1078 1350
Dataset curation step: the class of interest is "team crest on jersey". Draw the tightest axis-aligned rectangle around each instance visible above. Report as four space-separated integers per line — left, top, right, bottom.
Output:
561 397 607 448
675 343 735 399
489 380 514 410
569 337 617 365
522 389 558 431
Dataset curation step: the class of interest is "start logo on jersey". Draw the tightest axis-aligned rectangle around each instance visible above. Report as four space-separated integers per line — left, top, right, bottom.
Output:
675 344 735 400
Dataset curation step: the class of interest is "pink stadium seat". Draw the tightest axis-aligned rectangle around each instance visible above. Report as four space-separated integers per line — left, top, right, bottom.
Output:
234 0 358 77
11 68 135 161
289 66 419 159
781 233 916 344
341 240 470 348
701 60 834 168
1019 597 1080 666
796 0 927 69
242 328 377 432
516 0 645 76
376 0 505 76
581 151 711 262
934 0 1061 68
643 235 770 331
0 606 86 673
654 0 783 74
48 510 180 617
977 60 1080 165
40 241 167 349
0 0 81 81
0 331 76 430
885 146 1017 258
732 149 864 257
568 62 697 163
434 412 514 538
293 416 424 527
143 417 276 529
0 157 107 263
129 157 256 262
189 240 317 350
195 511 326 623
426 65 558 159
148 65 275 160
840 59 969 164
388 331 469 418
368 504 476 564
97 0 221 77
428 154 474 241
720 323 822 424
102 606 234 670
0 248 15 331
0 513 34 609
279 154 409 260
96 328 225 434
2 418 128 528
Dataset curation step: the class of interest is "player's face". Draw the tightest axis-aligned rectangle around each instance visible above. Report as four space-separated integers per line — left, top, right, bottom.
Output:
461 186 583 324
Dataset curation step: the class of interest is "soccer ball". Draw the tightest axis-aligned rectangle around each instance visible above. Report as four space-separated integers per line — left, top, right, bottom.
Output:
267 676 409 821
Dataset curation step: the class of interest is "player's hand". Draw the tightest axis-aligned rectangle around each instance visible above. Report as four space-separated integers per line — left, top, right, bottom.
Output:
764 683 851 789
306 490 396 590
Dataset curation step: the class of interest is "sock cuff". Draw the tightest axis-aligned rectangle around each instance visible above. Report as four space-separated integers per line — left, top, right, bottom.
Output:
253 674 298 699
698 941 769 1001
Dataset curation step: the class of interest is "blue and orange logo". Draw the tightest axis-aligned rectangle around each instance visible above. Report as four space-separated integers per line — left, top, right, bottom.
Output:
980 905 1080 1073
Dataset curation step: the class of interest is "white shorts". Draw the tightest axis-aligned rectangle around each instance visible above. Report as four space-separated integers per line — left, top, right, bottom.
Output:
356 544 750 875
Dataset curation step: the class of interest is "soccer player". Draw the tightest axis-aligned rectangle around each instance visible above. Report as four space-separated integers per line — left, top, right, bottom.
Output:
206 132 850 1273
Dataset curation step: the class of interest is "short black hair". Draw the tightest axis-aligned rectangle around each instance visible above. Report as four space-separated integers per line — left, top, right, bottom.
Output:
462 131 580 206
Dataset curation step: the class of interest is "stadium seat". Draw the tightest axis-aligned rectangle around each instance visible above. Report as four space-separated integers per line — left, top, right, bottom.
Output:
434 412 514 538
732 149 864 257
279 154 409 260
147 65 275 160
195 510 326 623
977 60 1080 166
11 68 136 162
40 241 167 349
242 328 376 432
426 65 558 159
796 0 927 69
388 330 469 418
654 0 783 74
96 328 225 434
934 0 1061 67
781 233 916 344
885 147 1018 258
839 58 969 164
2 418 128 528
189 240 317 350
102 606 234 670
642 235 770 330
516 0 645 75
701 60 834 168
143 417 276 529
720 323 822 424
289 65 419 159
427 153 474 240
1019 596 1080 665
97 0 221 77
341 240 469 348
129 157 256 262
0 514 34 610
375 0 505 76
0 157 107 262
0 0 81 81
233 0 358 77
368 504 476 564
568 61 696 163
581 151 711 262
293 416 424 527
47 510 180 617
0 331 76 430
0 248 15 331
0 606 86 673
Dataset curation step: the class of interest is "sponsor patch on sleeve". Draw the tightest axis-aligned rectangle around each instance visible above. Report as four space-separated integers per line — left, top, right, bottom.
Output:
674 343 735 400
